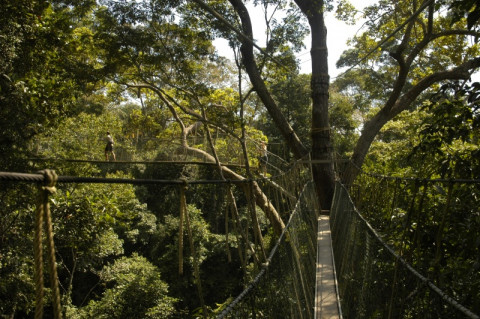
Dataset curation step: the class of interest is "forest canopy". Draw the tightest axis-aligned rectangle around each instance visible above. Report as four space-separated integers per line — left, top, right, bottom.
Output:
1 0 480 317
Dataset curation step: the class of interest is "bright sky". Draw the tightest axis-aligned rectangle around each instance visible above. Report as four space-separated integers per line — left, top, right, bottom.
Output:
214 1 378 78
297 9 369 78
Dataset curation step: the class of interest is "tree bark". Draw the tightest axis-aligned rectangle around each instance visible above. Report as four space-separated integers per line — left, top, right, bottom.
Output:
201 0 335 209
295 0 335 210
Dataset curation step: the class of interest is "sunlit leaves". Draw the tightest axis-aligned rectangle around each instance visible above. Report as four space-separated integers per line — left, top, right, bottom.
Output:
410 81 480 178
338 0 480 80
329 85 361 156
267 5 309 54
449 0 480 30
262 73 311 149
365 108 429 175
93 0 216 88
81 254 177 318
335 0 357 25
34 111 124 162
0 0 102 169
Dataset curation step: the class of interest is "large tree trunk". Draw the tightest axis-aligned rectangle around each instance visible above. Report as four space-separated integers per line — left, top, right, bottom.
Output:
230 0 336 209
295 0 335 210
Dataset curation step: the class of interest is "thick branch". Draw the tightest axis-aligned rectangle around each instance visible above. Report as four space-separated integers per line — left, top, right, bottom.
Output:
385 20 480 117
431 29 480 40
125 82 242 141
391 57 480 114
344 56 480 185
391 13 414 66
127 82 286 235
228 0 308 159
427 0 434 34
184 144 285 234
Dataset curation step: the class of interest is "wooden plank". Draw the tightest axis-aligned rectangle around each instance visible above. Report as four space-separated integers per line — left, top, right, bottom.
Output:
315 215 341 319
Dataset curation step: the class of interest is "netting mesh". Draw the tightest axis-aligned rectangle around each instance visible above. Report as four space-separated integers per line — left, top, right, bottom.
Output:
217 181 319 319
331 180 480 319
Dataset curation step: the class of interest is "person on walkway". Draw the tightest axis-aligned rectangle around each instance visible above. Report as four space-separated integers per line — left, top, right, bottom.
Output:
258 141 268 176
105 131 116 161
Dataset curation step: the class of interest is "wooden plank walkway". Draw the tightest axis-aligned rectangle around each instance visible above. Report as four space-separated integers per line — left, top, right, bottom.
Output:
315 215 341 319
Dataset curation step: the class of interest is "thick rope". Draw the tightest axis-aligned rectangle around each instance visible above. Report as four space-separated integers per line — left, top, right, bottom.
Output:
0 171 252 185
178 183 186 276
29 158 246 168
181 183 208 318
43 170 62 319
34 169 62 319
34 186 45 319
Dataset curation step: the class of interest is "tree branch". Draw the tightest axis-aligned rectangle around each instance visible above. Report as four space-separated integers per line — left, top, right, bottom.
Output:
124 82 286 234
228 0 308 159
344 56 480 185
391 56 480 115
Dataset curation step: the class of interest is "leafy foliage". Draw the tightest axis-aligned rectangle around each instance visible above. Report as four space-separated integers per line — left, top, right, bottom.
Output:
0 0 100 169
351 173 480 315
259 73 311 159
450 0 480 30
80 254 177 318
410 81 480 178
0 185 37 317
3 0 480 317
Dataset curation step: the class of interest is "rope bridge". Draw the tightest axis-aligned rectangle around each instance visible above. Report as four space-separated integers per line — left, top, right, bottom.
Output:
219 172 480 318
332 171 480 318
2 162 480 318
216 180 319 318
0 158 316 318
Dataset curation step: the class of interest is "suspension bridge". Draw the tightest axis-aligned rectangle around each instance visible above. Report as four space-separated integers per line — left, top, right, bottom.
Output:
1 157 479 318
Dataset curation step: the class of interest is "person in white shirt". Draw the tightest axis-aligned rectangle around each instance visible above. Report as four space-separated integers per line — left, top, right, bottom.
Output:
258 141 268 176
105 131 116 161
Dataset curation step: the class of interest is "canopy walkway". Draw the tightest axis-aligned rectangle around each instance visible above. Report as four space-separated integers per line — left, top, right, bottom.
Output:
1 159 479 318
30 134 291 173
28 157 247 169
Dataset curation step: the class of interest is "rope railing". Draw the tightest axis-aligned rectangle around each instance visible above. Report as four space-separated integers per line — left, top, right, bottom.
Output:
28 157 246 168
0 158 313 318
0 171 252 185
0 170 256 318
8 155 478 318
31 170 62 319
336 156 480 184
359 170 480 184
331 181 480 318
32 135 294 171
216 181 319 318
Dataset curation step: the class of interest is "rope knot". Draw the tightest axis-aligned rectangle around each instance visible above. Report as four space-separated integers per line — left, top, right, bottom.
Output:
38 169 57 194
